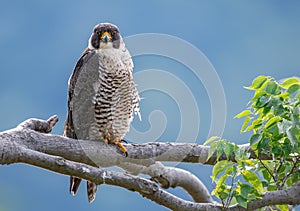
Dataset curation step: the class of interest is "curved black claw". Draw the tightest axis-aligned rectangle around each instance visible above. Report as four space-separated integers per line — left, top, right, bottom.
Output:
121 139 128 144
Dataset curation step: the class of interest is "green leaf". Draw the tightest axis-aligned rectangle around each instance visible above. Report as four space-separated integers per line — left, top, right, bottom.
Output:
268 97 281 107
278 163 292 177
207 141 218 160
257 137 271 149
235 195 247 209
234 147 249 160
235 110 251 119
287 84 300 94
265 81 281 95
203 136 219 146
218 191 229 200
261 168 272 182
252 119 263 128
239 183 252 199
250 134 262 146
242 159 256 167
244 119 263 133
245 75 268 90
286 173 300 187
244 125 255 132
293 106 300 115
255 95 271 108
277 205 289 211
265 116 282 130
274 104 286 116
277 119 292 134
241 116 251 133
287 127 300 147
281 77 300 89
282 140 293 157
267 184 278 191
271 145 283 157
242 170 263 192
262 106 272 116
211 160 232 181
278 92 290 99
251 90 266 103
240 184 257 200
224 142 235 159
215 173 229 190
291 113 300 127
217 142 225 160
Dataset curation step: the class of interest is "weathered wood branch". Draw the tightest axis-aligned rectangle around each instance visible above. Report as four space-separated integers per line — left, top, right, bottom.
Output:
0 116 213 205
120 161 213 203
6 116 267 167
247 182 300 210
0 116 299 211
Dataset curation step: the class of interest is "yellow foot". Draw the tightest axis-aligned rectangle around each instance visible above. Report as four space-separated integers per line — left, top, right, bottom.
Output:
103 138 108 144
116 140 128 157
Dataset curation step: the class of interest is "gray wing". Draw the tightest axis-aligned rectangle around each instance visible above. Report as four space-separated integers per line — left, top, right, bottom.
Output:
63 48 98 201
64 49 103 141
64 48 96 140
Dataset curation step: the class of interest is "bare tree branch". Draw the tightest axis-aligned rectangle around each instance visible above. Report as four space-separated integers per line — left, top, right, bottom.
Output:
6 116 269 167
246 182 300 210
12 146 224 211
1 116 299 211
120 161 213 203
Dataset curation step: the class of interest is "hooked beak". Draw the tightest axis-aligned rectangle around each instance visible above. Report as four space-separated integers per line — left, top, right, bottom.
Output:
101 31 112 43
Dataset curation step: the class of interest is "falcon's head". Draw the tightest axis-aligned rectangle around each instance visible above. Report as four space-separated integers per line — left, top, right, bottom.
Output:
88 23 122 50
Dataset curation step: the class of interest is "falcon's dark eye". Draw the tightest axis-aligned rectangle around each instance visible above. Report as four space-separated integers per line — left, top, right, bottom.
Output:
96 31 101 35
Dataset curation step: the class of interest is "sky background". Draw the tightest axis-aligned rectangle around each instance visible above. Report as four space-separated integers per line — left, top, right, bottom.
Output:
0 1 299 210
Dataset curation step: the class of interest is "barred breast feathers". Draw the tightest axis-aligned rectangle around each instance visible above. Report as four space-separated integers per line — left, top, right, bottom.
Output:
93 44 141 141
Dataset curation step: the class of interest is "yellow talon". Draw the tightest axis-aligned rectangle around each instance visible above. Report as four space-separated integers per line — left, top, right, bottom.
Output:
116 141 128 157
103 138 108 144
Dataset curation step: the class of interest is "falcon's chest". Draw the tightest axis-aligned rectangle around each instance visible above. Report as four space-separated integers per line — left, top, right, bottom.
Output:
92 48 134 101
96 48 133 76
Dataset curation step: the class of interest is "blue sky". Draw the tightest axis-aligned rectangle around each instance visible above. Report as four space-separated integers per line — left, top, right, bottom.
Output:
0 1 299 210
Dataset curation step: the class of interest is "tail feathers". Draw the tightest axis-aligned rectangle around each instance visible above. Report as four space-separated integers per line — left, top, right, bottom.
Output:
87 181 98 203
70 176 82 196
70 176 98 203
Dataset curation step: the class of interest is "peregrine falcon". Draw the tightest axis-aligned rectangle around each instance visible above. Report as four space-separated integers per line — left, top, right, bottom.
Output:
64 23 140 202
